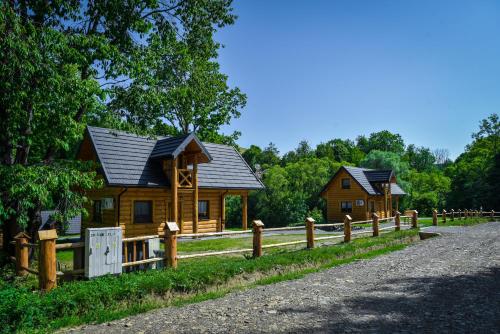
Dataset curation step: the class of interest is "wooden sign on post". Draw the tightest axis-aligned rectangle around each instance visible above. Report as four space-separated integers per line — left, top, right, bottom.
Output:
164 222 179 269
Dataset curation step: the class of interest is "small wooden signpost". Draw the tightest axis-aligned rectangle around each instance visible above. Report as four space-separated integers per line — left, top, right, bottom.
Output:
164 222 179 268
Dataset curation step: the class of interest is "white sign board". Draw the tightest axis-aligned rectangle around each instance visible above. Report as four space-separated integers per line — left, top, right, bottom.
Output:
85 227 122 278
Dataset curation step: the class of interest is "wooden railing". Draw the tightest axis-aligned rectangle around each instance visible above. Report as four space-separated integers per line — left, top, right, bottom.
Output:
432 209 500 225
10 208 498 291
178 169 193 188
169 211 419 266
122 235 163 268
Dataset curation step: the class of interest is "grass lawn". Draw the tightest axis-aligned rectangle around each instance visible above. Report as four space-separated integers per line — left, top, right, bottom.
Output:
418 216 493 227
1 229 419 333
56 232 342 268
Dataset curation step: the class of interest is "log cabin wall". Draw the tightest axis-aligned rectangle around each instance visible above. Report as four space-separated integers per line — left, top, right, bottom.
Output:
325 169 369 222
82 187 224 237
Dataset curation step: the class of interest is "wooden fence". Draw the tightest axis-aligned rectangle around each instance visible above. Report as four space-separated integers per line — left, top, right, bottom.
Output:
431 209 500 225
9 209 499 291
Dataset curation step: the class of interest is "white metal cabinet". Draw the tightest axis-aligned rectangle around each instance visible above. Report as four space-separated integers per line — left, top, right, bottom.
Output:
85 227 122 278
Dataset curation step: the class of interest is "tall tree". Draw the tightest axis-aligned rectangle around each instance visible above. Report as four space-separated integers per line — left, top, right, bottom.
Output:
109 34 246 144
357 130 405 154
405 144 436 172
0 0 240 250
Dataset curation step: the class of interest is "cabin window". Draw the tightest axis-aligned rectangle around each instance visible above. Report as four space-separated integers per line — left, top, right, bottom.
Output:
134 201 153 224
93 200 102 223
198 200 209 220
341 201 352 213
341 178 351 189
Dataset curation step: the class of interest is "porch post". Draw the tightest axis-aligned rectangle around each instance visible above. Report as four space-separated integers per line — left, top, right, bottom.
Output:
384 184 388 218
193 155 198 234
242 192 248 230
171 158 178 228
220 193 226 232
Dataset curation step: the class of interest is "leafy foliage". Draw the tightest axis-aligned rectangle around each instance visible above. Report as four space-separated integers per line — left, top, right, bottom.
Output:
0 1 242 246
239 115 499 224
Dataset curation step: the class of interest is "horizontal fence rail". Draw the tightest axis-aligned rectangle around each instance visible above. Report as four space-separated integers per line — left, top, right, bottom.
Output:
9 207 497 291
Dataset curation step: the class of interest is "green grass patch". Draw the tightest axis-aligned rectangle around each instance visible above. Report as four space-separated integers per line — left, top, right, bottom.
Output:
177 232 339 253
0 229 419 334
418 217 492 227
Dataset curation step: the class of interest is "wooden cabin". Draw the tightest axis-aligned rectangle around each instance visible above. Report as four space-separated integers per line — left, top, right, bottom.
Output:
77 126 264 237
320 166 406 222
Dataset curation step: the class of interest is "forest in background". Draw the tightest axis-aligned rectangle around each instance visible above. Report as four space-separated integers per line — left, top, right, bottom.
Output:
225 113 500 226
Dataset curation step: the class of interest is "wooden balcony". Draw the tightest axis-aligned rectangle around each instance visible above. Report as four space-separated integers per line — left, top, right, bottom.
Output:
178 169 194 188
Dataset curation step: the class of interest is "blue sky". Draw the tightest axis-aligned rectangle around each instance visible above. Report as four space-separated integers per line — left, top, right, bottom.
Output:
216 0 500 159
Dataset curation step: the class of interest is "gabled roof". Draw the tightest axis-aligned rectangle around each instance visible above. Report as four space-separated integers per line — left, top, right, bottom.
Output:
86 126 167 187
343 166 380 195
320 166 406 196
390 183 406 195
83 126 264 190
150 133 212 162
364 170 393 182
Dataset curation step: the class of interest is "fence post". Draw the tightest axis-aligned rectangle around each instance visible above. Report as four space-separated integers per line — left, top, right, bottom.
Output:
450 209 455 221
164 222 179 269
344 215 352 242
38 230 58 291
442 210 446 224
372 213 379 237
395 211 401 231
14 232 30 276
432 210 438 226
252 220 264 257
464 209 468 219
411 210 418 228
305 217 315 249
491 210 495 221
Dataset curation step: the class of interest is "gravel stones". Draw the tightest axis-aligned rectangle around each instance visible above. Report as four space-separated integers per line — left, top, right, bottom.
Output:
64 222 500 334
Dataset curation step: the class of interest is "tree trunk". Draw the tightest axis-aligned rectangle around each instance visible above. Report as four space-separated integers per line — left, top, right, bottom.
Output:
2 213 21 255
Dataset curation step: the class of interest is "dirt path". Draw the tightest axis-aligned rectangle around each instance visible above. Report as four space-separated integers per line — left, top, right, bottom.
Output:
69 222 500 334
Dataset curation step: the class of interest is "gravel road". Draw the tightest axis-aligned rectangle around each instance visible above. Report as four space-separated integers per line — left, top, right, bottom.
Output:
68 222 500 334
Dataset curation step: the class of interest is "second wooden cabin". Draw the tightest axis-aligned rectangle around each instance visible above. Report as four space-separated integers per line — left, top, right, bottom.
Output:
320 166 406 222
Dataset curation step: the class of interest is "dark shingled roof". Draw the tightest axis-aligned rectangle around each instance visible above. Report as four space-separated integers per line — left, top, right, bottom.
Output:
364 170 393 183
85 126 264 190
344 166 379 195
151 133 212 161
320 166 406 196
390 183 406 195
